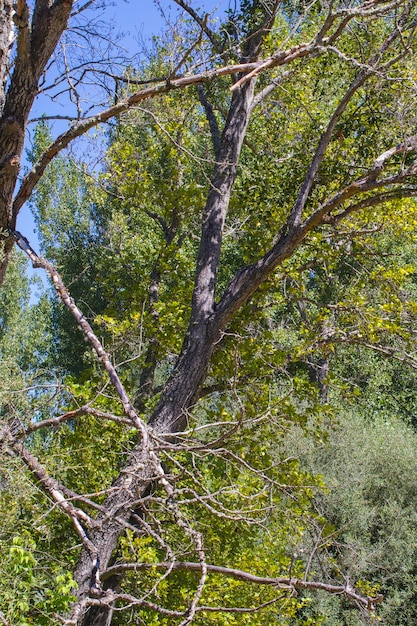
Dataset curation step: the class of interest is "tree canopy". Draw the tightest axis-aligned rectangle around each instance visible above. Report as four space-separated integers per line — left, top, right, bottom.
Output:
2 1 417 624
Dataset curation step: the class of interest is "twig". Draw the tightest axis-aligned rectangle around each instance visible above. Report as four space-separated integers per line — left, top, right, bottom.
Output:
26 405 132 433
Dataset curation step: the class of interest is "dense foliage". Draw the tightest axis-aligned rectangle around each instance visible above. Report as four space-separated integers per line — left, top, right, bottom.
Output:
2 1 417 624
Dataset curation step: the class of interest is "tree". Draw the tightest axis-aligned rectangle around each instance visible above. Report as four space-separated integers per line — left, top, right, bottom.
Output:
304 413 417 625
3 0 417 624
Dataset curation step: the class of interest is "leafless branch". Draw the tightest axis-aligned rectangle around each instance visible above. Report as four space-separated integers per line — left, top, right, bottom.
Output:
71 0 97 18
168 13 209 79
173 0 221 53
11 442 98 545
102 561 382 613
26 405 132 433
9 229 148 437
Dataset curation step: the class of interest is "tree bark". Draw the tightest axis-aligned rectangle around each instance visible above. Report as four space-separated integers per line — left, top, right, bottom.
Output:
0 0 14 114
73 52 260 626
0 0 73 283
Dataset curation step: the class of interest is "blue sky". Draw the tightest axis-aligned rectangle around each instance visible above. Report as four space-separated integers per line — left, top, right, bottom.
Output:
113 0 226 41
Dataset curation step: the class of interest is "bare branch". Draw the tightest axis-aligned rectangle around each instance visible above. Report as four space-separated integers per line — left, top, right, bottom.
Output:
168 12 209 79
11 442 98 543
5 4 416 623
9 230 148 437
71 0 96 18
103 561 382 613
26 405 132 433
173 0 221 53
231 41 315 91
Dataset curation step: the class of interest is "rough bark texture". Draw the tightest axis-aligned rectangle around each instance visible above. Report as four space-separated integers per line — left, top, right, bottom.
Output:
73 74 258 626
0 0 73 283
0 0 14 114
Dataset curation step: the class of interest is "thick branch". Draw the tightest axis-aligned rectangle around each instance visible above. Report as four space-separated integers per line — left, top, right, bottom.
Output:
212 148 417 338
0 0 73 283
212 8 416 335
190 79 256 329
0 0 16 114
197 84 221 157
14 0 30 61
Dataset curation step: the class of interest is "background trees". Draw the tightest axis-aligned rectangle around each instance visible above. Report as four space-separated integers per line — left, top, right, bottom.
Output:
2 0 417 624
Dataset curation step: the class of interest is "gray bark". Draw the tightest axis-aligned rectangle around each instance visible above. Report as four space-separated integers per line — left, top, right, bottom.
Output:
73 6 282 620
74 72 258 626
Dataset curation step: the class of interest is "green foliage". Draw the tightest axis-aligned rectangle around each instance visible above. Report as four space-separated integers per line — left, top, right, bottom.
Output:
295 412 417 625
0 253 79 623
0 534 76 624
5 2 417 624
28 121 108 375
0 250 56 441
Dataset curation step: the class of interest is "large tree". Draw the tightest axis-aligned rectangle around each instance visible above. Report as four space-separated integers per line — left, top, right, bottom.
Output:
2 1 417 624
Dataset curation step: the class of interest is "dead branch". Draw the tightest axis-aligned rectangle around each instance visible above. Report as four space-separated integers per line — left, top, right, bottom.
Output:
9 229 148 437
102 561 383 614
26 405 132 433
11 442 98 545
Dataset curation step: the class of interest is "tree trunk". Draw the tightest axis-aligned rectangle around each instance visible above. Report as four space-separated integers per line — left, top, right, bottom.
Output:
73 74 258 626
